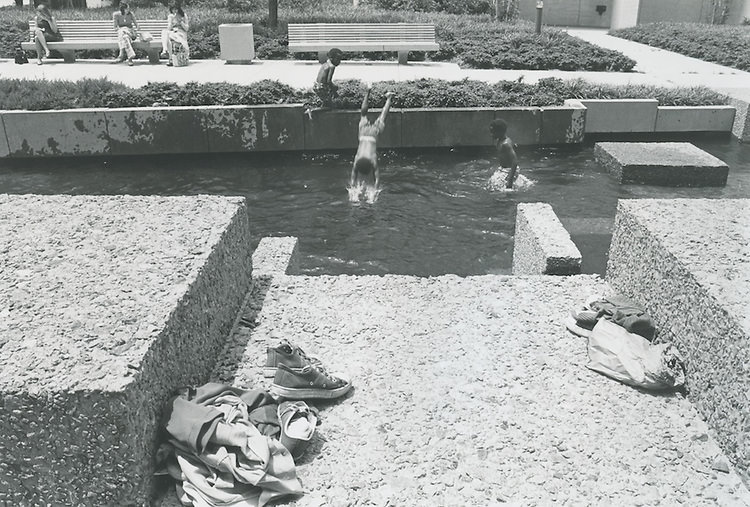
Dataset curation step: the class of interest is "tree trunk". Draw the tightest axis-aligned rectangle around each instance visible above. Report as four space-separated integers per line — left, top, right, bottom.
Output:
268 0 278 28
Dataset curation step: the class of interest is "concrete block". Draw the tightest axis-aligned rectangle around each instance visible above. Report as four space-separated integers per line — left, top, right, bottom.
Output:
105 107 209 155
493 108 541 146
2 109 109 157
252 236 300 276
304 109 402 150
655 106 736 132
0 115 9 158
0 194 253 505
729 97 750 142
512 202 582 275
594 142 728 186
202 105 304 152
579 99 658 133
606 198 750 483
402 109 495 147
541 102 586 144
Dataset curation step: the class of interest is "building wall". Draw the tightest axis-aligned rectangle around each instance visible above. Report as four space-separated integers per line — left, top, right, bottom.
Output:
518 0 612 27
610 0 639 29
637 0 706 23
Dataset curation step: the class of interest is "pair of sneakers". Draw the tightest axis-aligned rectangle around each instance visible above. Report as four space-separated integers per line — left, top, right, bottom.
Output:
264 340 351 400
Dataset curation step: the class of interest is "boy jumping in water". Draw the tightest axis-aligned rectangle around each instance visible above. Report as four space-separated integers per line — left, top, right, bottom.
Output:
489 119 519 189
349 86 395 203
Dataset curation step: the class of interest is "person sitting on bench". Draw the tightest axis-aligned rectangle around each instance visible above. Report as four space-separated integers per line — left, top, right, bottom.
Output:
160 3 189 66
33 4 62 66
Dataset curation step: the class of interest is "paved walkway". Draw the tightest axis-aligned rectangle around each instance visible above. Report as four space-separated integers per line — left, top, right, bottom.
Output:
2 29 749 101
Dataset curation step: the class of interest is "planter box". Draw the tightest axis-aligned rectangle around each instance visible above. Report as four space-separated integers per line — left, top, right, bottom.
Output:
402 108 495 147
0 115 9 158
493 108 541 146
655 106 735 132
219 23 255 64
202 105 305 152
104 107 209 156
541 103 586 144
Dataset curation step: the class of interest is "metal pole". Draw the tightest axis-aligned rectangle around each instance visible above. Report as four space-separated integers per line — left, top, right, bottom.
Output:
535 0 543 34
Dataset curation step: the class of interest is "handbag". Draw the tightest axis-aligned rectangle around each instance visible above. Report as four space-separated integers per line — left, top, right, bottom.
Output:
15 46 28 64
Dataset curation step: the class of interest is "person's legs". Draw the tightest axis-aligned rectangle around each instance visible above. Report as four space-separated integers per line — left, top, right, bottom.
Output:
117 27 136 63
34 29 49 63
160 29 170 56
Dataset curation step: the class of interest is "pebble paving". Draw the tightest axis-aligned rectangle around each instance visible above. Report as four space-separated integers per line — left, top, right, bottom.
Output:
207 273 750 506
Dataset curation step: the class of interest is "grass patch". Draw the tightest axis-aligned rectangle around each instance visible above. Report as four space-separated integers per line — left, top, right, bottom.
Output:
611 22 750 72
0 77 729 111
1 0 635 70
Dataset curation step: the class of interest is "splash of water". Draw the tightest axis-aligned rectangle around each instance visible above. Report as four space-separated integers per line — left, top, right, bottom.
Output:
487 168 535 193
347 182 382 204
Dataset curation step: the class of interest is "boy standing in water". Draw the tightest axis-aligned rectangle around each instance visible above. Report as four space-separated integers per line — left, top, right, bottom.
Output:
350 86 395 202
489 119 519 189
314 48 343 108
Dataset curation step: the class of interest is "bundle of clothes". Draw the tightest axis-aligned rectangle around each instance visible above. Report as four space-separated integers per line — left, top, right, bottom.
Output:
565 294 686 391
156 341 352 507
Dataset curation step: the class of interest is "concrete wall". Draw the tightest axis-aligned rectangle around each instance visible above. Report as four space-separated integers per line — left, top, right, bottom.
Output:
606 198 750 485
0 104 585 158
252 236 301 276
519 0 613 27
512 202 582 275
0 194 253 505
637 0 706 23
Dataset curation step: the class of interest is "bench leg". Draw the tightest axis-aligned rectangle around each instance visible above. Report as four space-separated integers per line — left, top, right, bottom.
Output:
61 50 76 63
318 51 327 64
398 51 408 65
148 49 160 64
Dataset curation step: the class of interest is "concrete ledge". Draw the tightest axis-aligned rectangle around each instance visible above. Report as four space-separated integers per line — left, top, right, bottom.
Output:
3 109 109 157
401 109 494 147
729 97 750 142
594 142 729 186
0 194 253 504
606 198 750 485
105 107 209 156
203 105 305 152
540 102 586 144
578 99 658 133
512 202 582 275
252 236 300 276
655 106 736 132
0 115 9 158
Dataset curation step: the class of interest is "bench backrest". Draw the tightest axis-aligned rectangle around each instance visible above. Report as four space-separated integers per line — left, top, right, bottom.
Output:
28 19 168 41
288 23 436 44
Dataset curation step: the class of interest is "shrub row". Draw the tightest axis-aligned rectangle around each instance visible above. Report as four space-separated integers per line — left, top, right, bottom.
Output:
0 77 729 111
0 3 636 71
611 22 750 72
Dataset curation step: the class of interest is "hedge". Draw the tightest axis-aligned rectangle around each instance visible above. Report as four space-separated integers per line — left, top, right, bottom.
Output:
0 2 636 71
611 22 750 72
0 77 729 111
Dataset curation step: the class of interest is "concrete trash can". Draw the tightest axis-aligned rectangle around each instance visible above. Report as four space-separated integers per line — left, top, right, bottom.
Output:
219 23 255 64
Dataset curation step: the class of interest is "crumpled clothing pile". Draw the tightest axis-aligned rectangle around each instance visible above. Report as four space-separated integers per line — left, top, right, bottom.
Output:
566 294 686 391
157 383 307 507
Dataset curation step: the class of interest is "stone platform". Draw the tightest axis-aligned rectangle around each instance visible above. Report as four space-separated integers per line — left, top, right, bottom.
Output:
607 198 750 486
512 202 581 275
594 142 729 186
0 194 253 505
205 268 750 506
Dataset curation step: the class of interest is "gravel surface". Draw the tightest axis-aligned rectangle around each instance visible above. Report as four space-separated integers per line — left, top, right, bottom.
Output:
203 273 750 506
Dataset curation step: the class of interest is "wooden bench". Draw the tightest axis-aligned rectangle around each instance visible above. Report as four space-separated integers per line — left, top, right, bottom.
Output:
287 23 439 65
21 19 168 64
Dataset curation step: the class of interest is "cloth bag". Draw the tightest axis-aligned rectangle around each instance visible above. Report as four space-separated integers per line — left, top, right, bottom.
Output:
587 319 685 390
171 41 189 67
138 30 153 42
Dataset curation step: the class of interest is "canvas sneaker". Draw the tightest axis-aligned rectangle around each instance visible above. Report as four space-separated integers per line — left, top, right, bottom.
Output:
263 340 326 378
270 363 352 400
277 400 318 459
